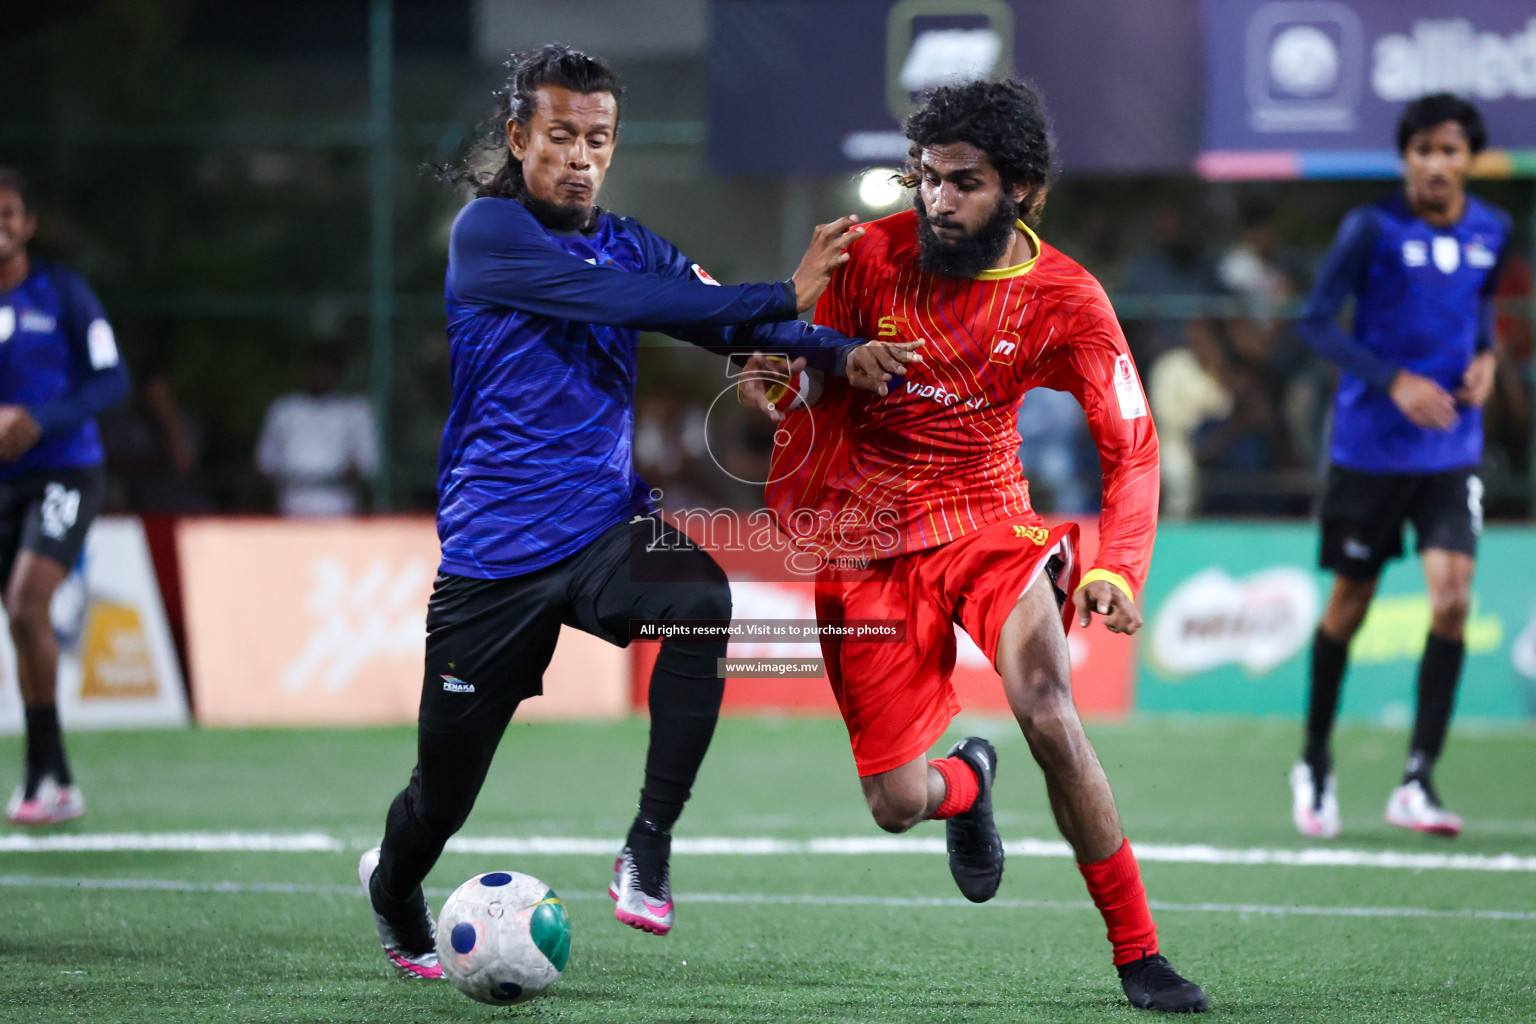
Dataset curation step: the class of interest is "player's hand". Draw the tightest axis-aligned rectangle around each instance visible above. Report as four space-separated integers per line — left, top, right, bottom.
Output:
1073 580 1142 635
1388 370 1458 431
846 340 925 396
1455 350 1497 408
736 351 806 424
790 215 866 313
0 405 41 462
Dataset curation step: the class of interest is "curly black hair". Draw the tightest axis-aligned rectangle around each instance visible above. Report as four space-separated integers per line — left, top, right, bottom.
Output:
1396 92 1486 155
443 44 624 200
899 79 1056 224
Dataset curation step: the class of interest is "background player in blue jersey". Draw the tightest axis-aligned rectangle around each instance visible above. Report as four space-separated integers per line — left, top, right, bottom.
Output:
1289 95 1510 841
357 46 917 979
0 169 129 826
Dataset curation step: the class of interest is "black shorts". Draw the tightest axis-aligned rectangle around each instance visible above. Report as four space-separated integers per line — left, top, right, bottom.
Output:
1318 464 1482 580
0 466 107 585
417 515 729 732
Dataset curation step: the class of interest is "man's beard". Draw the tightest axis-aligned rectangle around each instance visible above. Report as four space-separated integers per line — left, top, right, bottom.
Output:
915 193 1020 278
519 187 598 233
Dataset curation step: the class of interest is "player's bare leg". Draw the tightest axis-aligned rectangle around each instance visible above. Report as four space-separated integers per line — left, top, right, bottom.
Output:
860 732 1003 903
1319 574 1379 640
859 757 945 833
1422 550 1473 640
997 574 1121 862
998 572 1206 1012
4 551 83 826
1386 549 1474 836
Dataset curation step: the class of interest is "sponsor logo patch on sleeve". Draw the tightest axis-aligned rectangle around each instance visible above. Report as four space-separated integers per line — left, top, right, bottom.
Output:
691 263 721 286
1113 354 1147 420
88 319 120 369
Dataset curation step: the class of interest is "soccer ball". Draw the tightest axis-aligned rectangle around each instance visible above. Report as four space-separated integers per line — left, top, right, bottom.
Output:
435 871 571 1004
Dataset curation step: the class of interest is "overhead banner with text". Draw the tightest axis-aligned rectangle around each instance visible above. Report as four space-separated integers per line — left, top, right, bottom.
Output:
708 0 1200 177
1199 0 1536 178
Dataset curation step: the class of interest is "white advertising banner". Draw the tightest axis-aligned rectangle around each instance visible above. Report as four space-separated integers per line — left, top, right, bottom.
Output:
0 515 190 734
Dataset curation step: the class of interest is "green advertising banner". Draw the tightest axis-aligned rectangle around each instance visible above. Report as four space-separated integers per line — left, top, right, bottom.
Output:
1137 523 1536 722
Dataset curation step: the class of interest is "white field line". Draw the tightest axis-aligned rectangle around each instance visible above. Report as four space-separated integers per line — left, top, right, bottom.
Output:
2 832 1535 873
0 832 342 853
1 874 1533 923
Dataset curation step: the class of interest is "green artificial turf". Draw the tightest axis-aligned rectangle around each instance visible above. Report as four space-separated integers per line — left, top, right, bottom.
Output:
1 716 1533 1022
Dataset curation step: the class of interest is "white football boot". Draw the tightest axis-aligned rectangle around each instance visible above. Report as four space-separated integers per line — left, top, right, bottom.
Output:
4 774 85 827
1384 779 1462 837
1289 761 1340 839
357 846 443 979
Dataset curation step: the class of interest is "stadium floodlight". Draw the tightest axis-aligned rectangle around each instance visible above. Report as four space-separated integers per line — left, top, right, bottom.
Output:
856 168 905 210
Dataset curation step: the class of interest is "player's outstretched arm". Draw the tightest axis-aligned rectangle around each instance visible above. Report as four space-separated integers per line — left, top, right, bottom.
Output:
449 199 802 331
736 341 926 421
736 353 811 424
845 340 924 396
789 216 866 313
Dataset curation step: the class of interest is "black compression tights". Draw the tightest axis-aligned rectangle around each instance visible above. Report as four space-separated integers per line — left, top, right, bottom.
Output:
376 709 515 903
376 637 725 902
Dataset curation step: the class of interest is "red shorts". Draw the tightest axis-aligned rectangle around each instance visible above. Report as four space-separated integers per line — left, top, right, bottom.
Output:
814 515 1079 777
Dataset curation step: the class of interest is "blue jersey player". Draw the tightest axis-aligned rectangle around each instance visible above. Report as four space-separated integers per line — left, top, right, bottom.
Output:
357 46 917 979
0 170 129 827
1290 95 1509 841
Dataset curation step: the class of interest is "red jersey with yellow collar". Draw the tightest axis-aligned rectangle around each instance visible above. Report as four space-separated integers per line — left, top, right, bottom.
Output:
765 210 1159 598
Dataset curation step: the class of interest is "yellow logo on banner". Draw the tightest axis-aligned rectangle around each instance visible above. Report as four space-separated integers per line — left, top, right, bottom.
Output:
1350 595 1502 665
79 601 159 700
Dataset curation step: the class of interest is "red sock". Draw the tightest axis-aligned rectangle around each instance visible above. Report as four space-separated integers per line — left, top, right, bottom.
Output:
1078 838 1159 966
928 756 978 819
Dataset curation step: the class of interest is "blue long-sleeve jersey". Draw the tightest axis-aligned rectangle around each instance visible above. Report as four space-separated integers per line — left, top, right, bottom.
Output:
0 262 129 481
1298 193 1510 474
438 197 861 578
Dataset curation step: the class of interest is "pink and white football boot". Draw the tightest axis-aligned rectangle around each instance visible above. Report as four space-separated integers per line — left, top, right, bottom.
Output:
357 845 443 979
1289 761 1340 839
1384 779 1462 837
5 774 85 827
610 845 674 935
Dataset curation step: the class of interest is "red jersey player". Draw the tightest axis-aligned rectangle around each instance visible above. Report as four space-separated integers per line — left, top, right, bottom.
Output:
741 81 1206 1013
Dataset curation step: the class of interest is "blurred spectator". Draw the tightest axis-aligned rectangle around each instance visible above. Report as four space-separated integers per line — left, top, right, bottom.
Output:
1481 252 1533 515
1017 387 1095 515
1149 320 1231 517
1203 312 1302 514
99 366 214 512
254 345 376 516
634 393 717 510
1117 203 1221 367
1217 200 1290 316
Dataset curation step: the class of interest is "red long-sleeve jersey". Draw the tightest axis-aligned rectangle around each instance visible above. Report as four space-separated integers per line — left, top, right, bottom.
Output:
765 210 1160 597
